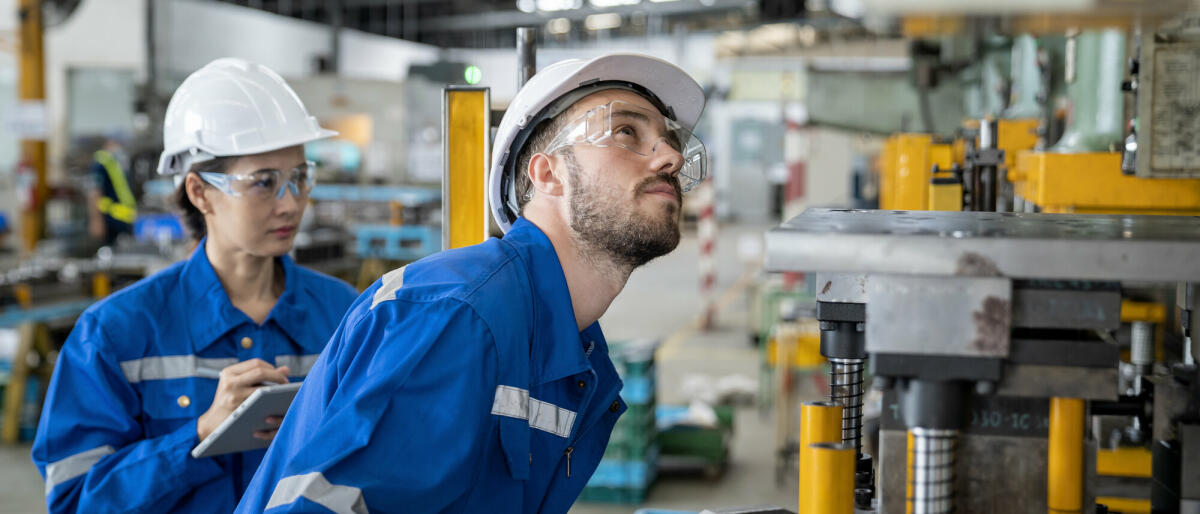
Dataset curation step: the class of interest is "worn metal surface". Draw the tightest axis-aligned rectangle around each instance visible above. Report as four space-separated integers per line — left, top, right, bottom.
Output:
1181 424 1200 499
816 272 870 304
766 209 1200 282
998 364 1119 400
1011 284 1122 330
867 275 1011 358
878 430 1050 514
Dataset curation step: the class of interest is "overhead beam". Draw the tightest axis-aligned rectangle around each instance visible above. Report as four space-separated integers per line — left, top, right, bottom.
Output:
421 0 757 32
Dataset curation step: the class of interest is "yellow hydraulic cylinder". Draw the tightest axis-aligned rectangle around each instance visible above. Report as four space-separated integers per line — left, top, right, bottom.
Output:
808 442 856 514
799 401 843 514
1048 397 1085 513
442 87 490 249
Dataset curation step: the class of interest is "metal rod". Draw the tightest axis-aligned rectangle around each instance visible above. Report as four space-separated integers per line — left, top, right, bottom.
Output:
909 427 957 514
829 357 865 455
1048 397 1085 513
516 27 536 89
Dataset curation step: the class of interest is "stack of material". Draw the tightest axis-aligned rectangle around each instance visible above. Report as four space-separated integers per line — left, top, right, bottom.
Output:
579 340 659 504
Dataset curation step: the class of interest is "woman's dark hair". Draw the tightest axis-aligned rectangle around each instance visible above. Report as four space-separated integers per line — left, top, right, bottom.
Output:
174 157 236 241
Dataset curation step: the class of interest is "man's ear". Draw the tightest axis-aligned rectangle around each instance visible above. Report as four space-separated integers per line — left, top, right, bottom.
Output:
528 153 565 197
185 173 213 215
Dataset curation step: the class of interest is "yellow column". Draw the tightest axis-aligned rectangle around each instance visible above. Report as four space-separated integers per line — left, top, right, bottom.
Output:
92 272 112 299
18 0 48 252
799 401 843 513
442 87 490 249
1048 397 1085 513
809 442 856 514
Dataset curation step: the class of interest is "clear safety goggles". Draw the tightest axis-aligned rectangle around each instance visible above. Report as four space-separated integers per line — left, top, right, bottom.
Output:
198 161 317 201
543 101 707 192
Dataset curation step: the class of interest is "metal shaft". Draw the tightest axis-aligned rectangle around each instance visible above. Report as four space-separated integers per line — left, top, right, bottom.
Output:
516 27 536 89
909 427 957 514
829 357 865 454
1130 321 1154 369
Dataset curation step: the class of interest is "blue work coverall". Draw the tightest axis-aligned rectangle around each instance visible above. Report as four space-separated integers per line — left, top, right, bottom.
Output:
236 218 629 514
31 241 357 513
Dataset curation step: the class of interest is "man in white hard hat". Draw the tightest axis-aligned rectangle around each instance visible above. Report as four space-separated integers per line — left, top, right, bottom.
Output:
237 53 708 513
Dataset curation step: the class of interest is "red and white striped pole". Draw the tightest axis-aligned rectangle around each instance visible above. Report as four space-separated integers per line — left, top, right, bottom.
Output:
698 179 717 331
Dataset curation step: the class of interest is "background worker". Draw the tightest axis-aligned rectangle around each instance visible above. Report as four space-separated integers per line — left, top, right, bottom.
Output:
86 136 137 246
30 58 358 513
235 52 708 513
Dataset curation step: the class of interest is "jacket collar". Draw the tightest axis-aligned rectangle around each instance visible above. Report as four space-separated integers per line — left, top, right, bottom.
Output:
180 239 314 352
503 218 595 386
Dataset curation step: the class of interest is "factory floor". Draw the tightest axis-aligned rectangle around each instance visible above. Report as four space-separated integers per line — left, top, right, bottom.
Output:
0 219 807 514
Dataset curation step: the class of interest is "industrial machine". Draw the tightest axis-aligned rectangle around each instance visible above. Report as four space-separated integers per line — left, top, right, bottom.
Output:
769 208 1200 513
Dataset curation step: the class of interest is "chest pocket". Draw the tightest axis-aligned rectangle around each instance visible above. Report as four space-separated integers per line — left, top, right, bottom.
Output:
498 416 531 480
139 379 216 437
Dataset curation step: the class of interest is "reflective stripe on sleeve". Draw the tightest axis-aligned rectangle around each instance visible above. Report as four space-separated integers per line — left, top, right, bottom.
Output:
44 445 115 496
266 472 367 514
490 385 577 438
274 354 321 377
119 355 238 383
369 266 406 310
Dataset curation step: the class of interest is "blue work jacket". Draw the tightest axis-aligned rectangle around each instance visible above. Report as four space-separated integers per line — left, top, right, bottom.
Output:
31 241 357 513
236 218 628 514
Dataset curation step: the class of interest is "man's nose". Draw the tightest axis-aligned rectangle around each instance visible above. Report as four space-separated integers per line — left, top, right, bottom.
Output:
650 138 685 177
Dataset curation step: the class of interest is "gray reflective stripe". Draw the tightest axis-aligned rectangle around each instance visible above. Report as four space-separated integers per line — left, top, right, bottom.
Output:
266 472 366 514
370 266 406 310
529 397 576 438
275 354 321 377
490 385 577 438
44 445 115 496
490 385 529 419
119 355 237 383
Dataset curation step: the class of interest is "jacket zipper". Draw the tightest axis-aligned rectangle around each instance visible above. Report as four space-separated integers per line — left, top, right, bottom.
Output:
560 386 621 479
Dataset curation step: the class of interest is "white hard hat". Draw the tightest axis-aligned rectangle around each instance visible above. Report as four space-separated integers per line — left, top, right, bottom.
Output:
156 58 336 175
489 53 705 233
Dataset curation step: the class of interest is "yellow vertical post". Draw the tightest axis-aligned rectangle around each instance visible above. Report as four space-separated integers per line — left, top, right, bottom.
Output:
809 442 856 514
1 324 36 443
799 401 843 513
1048 397 1085 513
92 272 112 298
442 87 491 250
18 0 48 252
906 430 915 514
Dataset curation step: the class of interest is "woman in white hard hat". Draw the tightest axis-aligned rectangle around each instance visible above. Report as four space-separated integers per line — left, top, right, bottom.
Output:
31 58 359 513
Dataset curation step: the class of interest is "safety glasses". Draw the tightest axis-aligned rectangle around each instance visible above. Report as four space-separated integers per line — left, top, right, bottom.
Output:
198 161 317 201
543 101 707 192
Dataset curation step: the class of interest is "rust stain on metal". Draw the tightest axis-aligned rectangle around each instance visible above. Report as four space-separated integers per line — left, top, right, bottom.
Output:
821 281 832 294
956 252 1003 277
973 296 1011 354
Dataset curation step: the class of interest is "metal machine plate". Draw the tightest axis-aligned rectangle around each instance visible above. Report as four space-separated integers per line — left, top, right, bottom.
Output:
815 272 869 304
765 209 1200 282
867 275 1011 358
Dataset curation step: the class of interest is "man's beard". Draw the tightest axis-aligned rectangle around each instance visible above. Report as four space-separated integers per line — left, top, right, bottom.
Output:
564 150 682 269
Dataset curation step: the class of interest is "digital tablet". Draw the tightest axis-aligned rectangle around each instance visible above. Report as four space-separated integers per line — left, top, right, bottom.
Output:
190 382 302 459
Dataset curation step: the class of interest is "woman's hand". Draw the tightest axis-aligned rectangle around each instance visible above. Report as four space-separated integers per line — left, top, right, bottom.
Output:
196 359 290 441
